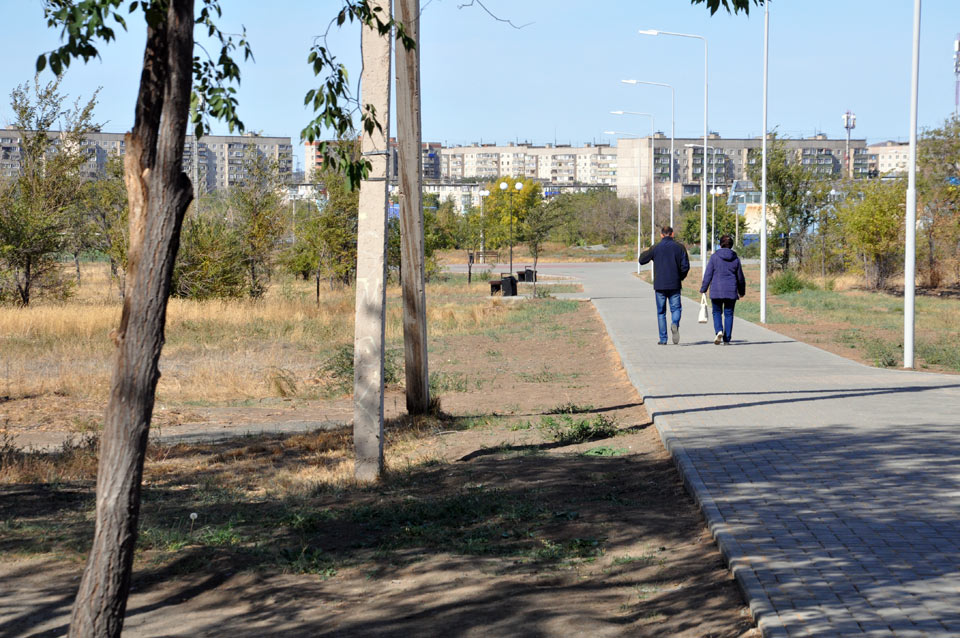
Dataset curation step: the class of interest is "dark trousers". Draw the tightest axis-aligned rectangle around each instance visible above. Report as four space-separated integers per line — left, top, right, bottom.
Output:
711 298 737 343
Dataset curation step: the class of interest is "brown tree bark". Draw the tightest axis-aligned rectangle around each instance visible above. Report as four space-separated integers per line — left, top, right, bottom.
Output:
395 0 429 415
68 1 195 636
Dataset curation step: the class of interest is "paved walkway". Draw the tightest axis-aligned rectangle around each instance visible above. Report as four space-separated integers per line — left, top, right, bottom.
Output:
542 262 960 638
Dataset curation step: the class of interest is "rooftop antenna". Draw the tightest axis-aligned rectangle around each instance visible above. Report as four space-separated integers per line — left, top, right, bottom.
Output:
842 110 856 179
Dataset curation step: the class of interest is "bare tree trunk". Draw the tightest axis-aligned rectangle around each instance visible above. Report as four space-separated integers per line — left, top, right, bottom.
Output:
395 0 429 415
68 2 194 636
353 0 392 482
75 252 82 286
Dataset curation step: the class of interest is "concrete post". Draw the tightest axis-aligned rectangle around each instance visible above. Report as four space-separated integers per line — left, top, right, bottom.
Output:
353 0 392 481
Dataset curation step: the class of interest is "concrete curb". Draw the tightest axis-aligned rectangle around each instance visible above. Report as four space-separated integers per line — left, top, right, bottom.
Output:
589 283 784 638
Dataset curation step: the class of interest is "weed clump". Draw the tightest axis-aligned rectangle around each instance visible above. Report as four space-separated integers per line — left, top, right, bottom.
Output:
539 414 617 445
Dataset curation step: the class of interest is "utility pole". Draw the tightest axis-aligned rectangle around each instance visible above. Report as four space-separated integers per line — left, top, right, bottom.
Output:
842 111 856 179
353 0 392 481
395 0 429 415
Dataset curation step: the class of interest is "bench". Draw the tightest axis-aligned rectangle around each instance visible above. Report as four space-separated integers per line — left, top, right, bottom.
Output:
469 250 500 264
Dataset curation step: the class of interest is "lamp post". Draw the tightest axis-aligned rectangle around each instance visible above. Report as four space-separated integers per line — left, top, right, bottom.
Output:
760 1 770 324
622 79 675 227
605 129 645 274
610 111 656 273
685 143 724 253
478 189 489 262
710 186 725 253
904 0 921 368
639 28 707 273
499 180 523 275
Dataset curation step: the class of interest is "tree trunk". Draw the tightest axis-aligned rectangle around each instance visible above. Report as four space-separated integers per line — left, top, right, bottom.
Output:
75 252 82 286
68 2 194 636
352 0 392 482
395 0 429 415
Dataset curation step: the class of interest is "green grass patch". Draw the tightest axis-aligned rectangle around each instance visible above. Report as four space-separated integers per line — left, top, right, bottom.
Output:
582 446 629 457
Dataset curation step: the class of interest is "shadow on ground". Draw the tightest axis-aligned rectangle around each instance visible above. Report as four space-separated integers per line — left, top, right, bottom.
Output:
0 428 754 638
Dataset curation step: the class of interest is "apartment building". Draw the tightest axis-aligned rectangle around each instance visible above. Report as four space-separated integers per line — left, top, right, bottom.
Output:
867 141 909 177
1 127 293 191
305 139 443 183
438 142 617 186
614 133 868 202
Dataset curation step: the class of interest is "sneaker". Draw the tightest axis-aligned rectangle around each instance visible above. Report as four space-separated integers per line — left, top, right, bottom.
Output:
670 322 679 344
657 341 667 345
714 331 723 345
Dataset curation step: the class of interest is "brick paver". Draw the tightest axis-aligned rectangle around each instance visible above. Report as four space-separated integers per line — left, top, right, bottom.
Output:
545 262 960 638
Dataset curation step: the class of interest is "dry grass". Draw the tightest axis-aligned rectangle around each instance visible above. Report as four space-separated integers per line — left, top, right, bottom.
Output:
0 264 521 412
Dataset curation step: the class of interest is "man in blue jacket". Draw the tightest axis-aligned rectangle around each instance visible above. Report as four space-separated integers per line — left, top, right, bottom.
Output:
639 226 690 344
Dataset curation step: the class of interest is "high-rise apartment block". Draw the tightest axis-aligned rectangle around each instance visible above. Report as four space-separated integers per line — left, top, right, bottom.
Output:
1 127 293 192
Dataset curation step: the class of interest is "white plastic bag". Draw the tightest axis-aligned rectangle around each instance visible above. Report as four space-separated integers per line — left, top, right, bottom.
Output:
698 293 709 324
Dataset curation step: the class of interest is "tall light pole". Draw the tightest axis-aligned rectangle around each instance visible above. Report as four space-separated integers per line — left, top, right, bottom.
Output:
685 143 724 253
904 0 921 368
611 110 656 271
842 111 856 179
639 28 707 273
760 1 770 324
499 180 523 275
478 189 489 261
606 129 645 274
710 186 725 253
622 79 675 227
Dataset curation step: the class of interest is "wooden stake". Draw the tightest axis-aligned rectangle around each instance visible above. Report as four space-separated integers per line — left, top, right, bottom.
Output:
395 0 430 414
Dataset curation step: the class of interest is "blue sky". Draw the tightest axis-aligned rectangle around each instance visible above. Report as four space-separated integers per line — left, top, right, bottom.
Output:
1 1 957 169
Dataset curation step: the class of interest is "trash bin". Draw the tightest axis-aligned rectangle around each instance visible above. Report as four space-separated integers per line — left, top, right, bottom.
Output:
524 268 536 283
516 270 526 282
501 275 518 297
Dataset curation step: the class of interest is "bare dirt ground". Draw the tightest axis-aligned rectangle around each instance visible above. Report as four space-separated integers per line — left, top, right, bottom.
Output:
1 300 757 637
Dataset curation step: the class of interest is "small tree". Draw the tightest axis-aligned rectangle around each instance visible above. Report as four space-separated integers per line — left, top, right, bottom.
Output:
0 77 98 305
522 200 562 294
918 115 960 286
230 152 285 296
83 154 129 297
838 179 906 289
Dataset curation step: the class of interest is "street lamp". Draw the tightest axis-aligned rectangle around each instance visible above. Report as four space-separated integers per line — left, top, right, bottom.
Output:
904 0 921 368
710 186 725 253
478 189 490 262
499 180 523 275
622 79 675 228
639 28 707 274
605 129 646 275
685 143 725 253
610 110 656 274
760 0 770 323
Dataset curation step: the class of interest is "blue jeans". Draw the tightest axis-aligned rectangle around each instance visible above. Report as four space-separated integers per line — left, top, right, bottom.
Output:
655 289 682 343
711 298 737 343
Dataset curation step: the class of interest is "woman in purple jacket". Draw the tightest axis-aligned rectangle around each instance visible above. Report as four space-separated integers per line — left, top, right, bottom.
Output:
699 235 746 345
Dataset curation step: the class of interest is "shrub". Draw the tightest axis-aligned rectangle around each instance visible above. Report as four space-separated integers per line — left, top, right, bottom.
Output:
770 270 815 295
318 344 402 394
171 215 246 300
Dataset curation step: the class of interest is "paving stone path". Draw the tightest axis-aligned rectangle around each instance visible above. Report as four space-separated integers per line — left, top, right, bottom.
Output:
544 262 960 638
